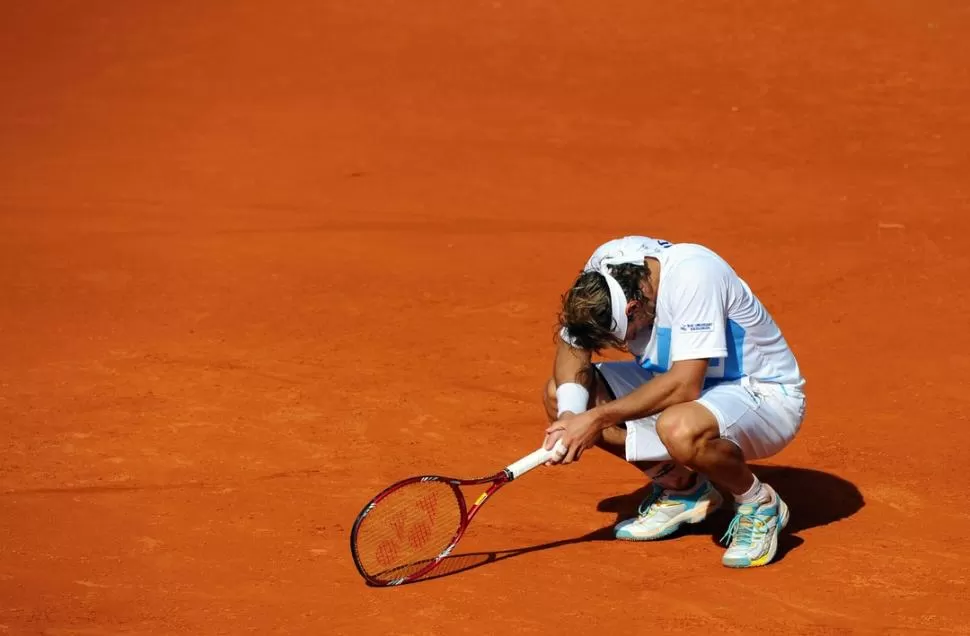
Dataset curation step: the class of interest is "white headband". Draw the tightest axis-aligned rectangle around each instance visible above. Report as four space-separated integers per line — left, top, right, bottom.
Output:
578 236 670 344
600 267 628 340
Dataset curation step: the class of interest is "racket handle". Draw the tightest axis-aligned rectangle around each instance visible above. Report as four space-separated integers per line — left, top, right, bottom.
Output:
505 440 567 480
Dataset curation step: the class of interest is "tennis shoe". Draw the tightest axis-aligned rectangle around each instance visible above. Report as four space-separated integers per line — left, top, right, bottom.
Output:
614 478 723 541
721 484 789 568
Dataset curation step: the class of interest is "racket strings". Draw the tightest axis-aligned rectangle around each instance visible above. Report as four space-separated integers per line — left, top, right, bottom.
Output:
353 480 463 583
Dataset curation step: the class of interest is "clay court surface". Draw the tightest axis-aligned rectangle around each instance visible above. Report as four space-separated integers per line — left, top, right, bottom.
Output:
2 1 969 634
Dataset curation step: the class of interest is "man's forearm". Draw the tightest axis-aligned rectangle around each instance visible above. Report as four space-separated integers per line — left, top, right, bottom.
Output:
594 372 700 427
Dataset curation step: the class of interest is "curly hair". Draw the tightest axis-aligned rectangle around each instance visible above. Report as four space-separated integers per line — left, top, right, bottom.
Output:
557 263 646 352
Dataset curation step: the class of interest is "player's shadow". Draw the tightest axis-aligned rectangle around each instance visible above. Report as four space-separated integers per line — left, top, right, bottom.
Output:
387 465 863 586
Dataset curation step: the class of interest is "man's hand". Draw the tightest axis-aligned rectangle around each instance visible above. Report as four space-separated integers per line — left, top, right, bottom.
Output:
544 409 609 464
542 412 572 465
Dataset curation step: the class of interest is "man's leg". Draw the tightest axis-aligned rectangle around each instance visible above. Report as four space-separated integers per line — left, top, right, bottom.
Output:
544 371 722 540
654 402 755 493
654 401 791 568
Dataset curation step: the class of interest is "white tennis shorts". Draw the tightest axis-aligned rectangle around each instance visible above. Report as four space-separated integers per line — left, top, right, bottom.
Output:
595 362 806 462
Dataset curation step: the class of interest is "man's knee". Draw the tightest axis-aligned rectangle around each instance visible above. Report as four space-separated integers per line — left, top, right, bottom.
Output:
655 403 719 463
542 377 558 421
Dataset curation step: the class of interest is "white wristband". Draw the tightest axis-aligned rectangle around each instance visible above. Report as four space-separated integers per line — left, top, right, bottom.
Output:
556 382 590 416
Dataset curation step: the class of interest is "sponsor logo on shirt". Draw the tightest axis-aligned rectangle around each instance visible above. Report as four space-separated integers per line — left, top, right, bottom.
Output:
680 322 714 333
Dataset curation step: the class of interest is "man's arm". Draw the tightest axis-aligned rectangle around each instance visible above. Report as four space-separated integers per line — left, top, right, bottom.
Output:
594 358 708 427
554 337 593 388
552 336 594 417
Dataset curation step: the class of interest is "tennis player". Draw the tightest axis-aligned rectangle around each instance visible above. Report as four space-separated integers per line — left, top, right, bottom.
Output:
542 236 806 568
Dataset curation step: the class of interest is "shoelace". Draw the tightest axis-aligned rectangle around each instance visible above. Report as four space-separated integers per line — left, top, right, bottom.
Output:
721 506 768 547
636 485 665 516
637 485 684 517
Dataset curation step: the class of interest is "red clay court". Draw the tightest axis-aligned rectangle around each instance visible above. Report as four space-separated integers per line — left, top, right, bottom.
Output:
2 2 969 634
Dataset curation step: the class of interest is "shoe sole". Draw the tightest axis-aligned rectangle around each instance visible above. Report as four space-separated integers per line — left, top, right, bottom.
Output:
615 491 724 542
722 498 790 568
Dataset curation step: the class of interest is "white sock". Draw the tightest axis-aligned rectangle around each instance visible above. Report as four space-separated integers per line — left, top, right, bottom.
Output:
734 476 767 504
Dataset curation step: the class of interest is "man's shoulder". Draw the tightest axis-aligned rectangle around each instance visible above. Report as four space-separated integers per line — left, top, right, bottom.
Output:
662 243 733 277
656 245 741 315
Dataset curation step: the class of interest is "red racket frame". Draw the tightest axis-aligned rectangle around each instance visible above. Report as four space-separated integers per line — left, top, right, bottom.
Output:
349 468 513 587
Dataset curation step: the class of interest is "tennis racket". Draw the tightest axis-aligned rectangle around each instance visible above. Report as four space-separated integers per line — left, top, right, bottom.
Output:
350 439 567 586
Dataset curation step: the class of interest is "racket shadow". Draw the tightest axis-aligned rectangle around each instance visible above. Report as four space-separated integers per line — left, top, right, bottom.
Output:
387 525 617 586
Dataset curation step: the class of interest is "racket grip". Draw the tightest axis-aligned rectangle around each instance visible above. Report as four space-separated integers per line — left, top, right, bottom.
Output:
505 440 567 480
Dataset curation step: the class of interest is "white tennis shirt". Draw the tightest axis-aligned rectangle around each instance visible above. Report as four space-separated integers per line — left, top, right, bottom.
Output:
562 236 805 390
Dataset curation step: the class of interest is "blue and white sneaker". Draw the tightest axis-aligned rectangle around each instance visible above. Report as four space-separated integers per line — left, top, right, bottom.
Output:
721 484 790 568
615 478 723 541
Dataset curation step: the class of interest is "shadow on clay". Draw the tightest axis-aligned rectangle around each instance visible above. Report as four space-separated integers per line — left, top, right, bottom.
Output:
375 465 864 586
